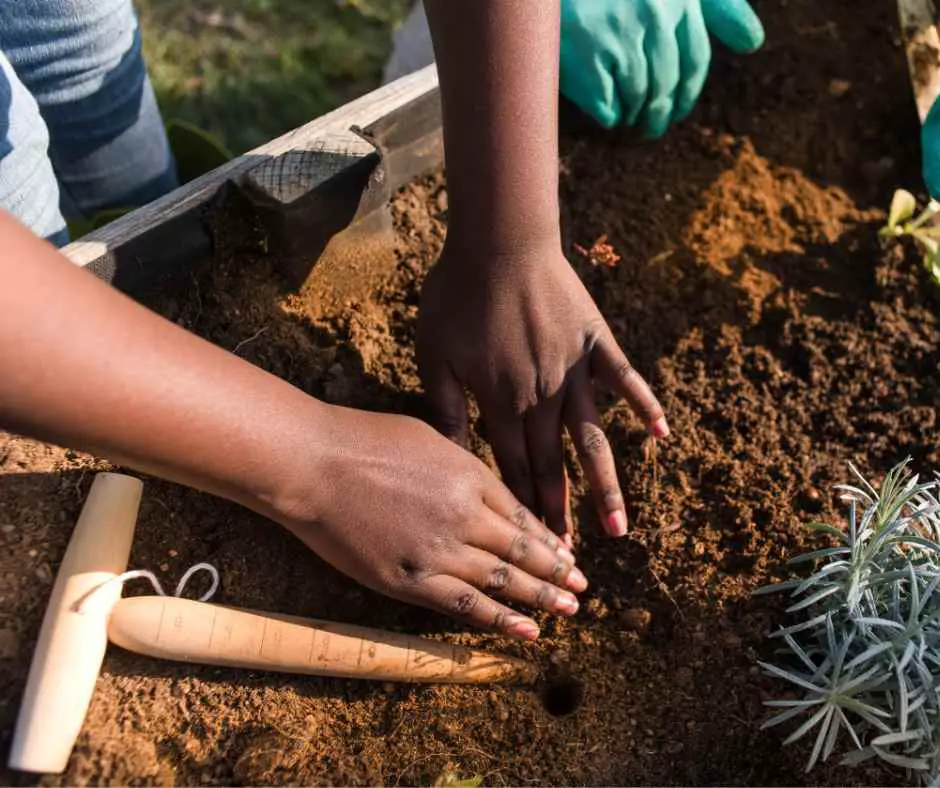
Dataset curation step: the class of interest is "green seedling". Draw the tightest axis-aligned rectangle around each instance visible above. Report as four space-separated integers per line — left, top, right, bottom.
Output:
881 189 940 286
756 459 940 784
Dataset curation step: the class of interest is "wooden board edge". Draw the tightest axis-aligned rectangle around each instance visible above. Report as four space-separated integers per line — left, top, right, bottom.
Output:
899 0 940 123
62 65 440 291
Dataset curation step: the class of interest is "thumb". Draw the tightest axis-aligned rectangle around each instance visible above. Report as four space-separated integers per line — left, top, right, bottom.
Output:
419 357 470 446
923 97 940 199
701 0 765 54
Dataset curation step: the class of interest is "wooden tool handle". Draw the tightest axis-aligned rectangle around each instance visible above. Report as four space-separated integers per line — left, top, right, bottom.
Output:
109 596 537 685
9 473 143 774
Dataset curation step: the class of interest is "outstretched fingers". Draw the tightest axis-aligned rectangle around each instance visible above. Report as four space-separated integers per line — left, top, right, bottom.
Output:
593 334 669 439
478 492 587 593
409 574 542 641
412 495 590 639
564 366 628 537
450 545 580 618
402 491 590 640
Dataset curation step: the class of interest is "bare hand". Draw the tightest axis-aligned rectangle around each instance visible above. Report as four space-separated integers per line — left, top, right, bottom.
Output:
417 238 669 543
275 405 587 640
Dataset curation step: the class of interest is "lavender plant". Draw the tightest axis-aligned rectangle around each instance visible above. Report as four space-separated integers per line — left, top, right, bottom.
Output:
757 459 940 782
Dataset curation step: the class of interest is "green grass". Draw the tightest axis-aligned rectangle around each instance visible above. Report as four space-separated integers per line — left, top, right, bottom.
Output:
136 0 411 155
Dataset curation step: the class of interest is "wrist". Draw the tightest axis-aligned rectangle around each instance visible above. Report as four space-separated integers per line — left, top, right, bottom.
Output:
441 219 563 271
236 395 335 530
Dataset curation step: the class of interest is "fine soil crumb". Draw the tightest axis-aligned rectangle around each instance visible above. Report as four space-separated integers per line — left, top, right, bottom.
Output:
1 1 938 785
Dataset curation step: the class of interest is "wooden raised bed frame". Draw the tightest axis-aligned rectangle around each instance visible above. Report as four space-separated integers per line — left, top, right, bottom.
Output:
63 65 442 300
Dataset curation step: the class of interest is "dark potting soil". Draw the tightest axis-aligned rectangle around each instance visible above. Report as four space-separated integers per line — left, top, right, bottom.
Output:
2 0 939 784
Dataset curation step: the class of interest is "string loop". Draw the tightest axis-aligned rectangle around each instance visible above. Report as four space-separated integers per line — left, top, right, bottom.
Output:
72 562 219 614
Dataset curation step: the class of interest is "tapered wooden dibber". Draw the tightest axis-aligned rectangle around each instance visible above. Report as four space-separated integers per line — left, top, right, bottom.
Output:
109 596 537 684
9 473 143 773
10 472 536 775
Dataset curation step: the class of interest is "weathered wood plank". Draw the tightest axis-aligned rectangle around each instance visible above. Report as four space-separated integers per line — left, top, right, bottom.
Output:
899 0 940 123
62 65 440 291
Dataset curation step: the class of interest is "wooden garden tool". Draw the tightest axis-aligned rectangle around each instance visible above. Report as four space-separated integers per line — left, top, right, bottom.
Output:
899 0 940 122
108 596 536 684
8 472 535 774
8 473 143 774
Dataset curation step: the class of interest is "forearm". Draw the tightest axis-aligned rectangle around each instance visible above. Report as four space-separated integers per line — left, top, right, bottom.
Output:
425 0 562 253
0 212 325 520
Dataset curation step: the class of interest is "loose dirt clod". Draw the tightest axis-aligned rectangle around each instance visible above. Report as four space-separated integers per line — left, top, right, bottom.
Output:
619 608 652 635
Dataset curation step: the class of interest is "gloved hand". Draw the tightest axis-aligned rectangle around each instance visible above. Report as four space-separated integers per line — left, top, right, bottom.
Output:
560 0 765 137
923 97 940 198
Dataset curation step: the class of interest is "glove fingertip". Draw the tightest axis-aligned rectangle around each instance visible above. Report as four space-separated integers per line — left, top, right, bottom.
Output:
672 80 708 126
738 20 765 53
672 99 695 125
622 104 642 129
583 98 620 129
721 21 765 54
641 120 669 140
642 98 674 139
704 0 765 54
597 107 621 129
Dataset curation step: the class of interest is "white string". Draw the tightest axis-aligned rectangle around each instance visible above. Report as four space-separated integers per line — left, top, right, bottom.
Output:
72 562 219 615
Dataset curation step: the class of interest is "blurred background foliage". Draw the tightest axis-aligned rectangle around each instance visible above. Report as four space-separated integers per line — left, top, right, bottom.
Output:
137 0 411 154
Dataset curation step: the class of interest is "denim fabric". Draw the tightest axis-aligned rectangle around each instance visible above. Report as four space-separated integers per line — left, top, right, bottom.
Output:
0 50 65 243
0 0 177 245
383 1 434 85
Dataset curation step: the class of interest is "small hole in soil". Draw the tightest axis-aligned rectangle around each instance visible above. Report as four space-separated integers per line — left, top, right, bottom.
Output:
540 677 584 717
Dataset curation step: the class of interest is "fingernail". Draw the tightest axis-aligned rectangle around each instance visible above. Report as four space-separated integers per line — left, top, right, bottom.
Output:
607 510 628 537
566 566 588 593
650 417 670 439
554 592 579 616
557 545 576 564
507 616 540 641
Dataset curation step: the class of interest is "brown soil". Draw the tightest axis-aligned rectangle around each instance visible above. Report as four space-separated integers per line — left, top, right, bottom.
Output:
2 1 939 785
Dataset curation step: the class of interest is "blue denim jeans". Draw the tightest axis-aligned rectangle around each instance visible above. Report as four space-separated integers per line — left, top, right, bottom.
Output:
0 0 177 246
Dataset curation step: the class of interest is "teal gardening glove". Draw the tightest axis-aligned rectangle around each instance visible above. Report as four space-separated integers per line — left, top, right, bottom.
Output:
923 97 940 198
560 0 765 137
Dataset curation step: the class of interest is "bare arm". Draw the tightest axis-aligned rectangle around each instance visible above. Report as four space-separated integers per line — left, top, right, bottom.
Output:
0 210 315 519
419 1 669 545
0 212 585 638
424 0 561 251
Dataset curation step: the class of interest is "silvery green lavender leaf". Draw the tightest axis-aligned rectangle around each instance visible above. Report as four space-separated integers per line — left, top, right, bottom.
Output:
757 460 940 784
